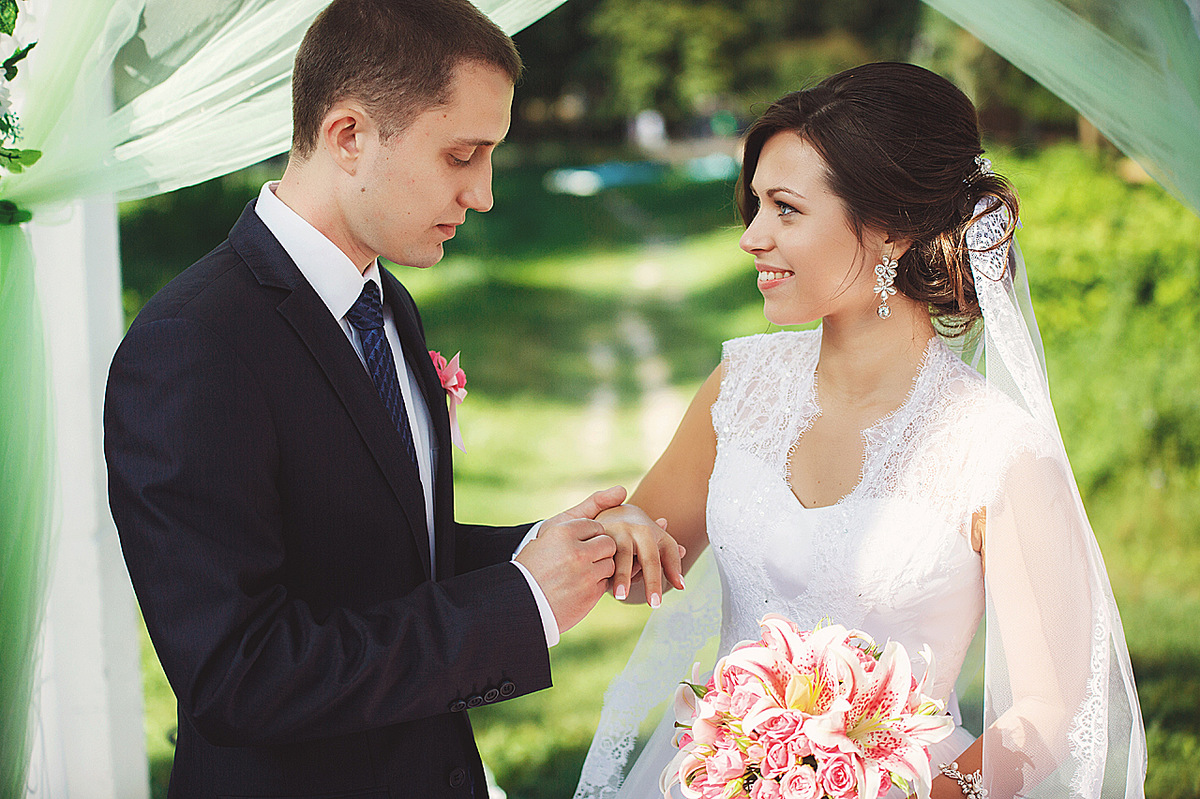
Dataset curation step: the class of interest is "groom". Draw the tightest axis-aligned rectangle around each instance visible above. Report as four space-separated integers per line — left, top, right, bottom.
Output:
103 1 657 796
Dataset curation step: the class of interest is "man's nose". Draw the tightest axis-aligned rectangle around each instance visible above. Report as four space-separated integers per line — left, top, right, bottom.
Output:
461 161 494 213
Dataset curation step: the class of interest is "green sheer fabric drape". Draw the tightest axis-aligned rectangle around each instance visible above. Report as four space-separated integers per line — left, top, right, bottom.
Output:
923 0 1200 215
0 1 566 794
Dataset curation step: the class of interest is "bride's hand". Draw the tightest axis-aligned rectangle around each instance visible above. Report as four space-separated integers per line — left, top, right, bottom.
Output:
596 504 686 607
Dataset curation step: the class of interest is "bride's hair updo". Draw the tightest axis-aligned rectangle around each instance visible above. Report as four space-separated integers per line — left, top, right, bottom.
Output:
737 62 1019 334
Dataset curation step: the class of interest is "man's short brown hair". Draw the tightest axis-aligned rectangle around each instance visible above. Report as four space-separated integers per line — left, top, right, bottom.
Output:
291 0 522 158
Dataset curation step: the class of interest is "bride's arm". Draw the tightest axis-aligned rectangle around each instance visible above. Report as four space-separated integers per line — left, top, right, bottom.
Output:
923 450 1098 799
598 364 723 603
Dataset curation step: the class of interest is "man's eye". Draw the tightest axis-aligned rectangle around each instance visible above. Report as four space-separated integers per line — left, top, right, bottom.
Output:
449 153 473 167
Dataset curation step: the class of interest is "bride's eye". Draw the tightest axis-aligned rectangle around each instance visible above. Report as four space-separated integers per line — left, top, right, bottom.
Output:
778 202 798 217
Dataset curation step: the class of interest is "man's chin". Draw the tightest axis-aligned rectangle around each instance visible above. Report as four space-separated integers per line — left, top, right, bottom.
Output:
392 244 444 270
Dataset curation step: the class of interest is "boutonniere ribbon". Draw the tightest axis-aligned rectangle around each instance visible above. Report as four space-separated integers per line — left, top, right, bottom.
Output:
429 350 467 451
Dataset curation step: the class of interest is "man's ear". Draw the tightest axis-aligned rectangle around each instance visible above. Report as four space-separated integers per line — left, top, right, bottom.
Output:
320 103 371 176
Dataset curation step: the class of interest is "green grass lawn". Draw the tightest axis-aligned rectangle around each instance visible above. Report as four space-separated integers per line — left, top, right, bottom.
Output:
123 141 1200 798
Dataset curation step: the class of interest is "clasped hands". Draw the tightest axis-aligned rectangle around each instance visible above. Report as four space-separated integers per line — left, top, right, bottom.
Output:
514 486 685 634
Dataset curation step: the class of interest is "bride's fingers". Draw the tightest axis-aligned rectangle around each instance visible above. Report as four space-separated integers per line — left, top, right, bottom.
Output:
611 533 635 601
662 538 686 592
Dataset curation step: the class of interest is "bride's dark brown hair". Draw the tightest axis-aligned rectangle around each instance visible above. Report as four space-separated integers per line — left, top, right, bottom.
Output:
737 62 1019 335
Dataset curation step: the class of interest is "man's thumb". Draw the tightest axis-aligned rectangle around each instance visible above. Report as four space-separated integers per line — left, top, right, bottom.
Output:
568 485 627 520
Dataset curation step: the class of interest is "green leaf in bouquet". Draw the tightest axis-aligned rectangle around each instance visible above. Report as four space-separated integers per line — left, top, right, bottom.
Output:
0 0 17 37
3 41 36 81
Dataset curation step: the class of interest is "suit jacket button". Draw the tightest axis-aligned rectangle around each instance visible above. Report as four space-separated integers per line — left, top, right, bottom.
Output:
466 694 484 708
483 688 500 703
499 680 516 697
449 767 467 788
449 699 467 713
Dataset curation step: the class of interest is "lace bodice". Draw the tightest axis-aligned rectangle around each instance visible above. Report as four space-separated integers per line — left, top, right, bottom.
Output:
708 328 1037 702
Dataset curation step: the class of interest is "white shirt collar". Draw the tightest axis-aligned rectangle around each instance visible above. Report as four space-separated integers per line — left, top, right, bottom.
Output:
254 181 383 318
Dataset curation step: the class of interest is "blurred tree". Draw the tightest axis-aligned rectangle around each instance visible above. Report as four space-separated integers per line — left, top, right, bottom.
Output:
508 0 1074 145
589 0 743 124
910 6 1076 141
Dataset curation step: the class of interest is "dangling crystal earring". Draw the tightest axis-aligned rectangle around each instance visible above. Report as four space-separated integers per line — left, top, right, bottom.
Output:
874 252 898 319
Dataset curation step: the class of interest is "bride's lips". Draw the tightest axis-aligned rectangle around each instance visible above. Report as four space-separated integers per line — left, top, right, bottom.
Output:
756 266 794 290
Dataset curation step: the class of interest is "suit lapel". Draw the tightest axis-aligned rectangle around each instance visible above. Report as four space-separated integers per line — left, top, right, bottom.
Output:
229 203 433 579
381 269 458 579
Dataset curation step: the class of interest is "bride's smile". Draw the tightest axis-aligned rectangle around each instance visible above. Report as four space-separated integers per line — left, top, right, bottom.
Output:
739 132 897 328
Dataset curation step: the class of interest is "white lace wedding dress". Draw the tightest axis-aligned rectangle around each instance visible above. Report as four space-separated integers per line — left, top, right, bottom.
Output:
577 326 1053 799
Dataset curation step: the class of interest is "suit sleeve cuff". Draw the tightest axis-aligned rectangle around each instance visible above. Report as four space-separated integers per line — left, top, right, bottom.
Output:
510 524 559 648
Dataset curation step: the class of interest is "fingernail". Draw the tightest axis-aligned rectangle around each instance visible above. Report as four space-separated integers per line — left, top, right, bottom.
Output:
679 576 686 590
615 585 627 601
650 593 661 609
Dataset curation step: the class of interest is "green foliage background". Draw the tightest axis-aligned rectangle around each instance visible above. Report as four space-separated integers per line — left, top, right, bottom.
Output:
120 141 1200 798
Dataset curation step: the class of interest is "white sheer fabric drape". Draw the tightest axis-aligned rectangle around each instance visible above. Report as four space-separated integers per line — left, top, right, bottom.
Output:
0 1 568 793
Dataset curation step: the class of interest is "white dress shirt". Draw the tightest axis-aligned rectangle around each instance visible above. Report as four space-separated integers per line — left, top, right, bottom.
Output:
255 182 557 646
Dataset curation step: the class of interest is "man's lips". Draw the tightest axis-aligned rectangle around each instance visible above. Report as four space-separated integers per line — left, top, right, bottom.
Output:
436 223 460 238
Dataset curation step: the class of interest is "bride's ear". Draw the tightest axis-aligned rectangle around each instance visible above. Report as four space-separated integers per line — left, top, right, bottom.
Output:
884 233 914 261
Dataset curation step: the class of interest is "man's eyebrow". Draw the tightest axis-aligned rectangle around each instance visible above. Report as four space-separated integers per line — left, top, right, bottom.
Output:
451 137 504 147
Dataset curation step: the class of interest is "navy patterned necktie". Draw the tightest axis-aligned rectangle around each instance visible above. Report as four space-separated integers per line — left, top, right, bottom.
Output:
346 281 419 468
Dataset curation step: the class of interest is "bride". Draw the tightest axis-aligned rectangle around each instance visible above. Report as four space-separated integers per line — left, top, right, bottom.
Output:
579 63 1146 798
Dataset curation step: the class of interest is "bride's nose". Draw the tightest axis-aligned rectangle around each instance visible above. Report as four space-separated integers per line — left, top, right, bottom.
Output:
739 212 771 254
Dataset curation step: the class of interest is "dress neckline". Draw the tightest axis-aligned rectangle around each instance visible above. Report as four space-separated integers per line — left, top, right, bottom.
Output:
784 329 946 510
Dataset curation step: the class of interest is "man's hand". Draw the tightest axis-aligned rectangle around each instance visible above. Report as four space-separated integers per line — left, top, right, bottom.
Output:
516 488 625 634
596 504 685 608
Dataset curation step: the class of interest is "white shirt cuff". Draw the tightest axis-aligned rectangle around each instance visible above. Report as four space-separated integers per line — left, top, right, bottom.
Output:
513 520 543 556
512 561 560 648
511 521 559 648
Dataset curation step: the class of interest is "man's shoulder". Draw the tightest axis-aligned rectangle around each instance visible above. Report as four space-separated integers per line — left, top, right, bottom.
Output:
131 204 288 332
132 239 257 329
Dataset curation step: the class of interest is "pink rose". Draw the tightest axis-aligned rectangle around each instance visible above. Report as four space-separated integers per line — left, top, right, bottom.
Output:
751 777 784 799
758 711 803 743
818 752 860 799
878 768 893 797
706 745 747 784
779 765 821 799
785 735 813 760
760 741 794 780
731 684 761 717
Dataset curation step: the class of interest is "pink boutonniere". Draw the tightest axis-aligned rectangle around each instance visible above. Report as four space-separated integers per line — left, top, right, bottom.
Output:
429 350 467 451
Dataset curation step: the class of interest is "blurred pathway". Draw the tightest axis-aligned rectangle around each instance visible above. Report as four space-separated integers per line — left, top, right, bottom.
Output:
582 254 689 475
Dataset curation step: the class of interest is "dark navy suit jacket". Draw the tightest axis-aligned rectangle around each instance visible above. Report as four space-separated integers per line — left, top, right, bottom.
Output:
105 202 551 798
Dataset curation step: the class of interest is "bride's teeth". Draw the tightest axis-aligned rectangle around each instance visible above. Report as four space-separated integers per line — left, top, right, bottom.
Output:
758 271 791 282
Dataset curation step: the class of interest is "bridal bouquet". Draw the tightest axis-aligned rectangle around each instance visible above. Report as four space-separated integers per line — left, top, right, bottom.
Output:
662 616 953 799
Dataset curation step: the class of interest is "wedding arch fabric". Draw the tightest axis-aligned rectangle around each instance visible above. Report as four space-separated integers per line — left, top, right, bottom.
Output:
922 0 1200 216
0 0 1194 795
0 0 567 794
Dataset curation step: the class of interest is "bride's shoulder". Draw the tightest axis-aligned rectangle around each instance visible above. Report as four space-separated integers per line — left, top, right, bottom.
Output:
930 348 1058 466
721 328 819 368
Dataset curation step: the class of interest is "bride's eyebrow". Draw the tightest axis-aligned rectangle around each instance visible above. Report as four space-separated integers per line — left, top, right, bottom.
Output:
764 186 806 202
